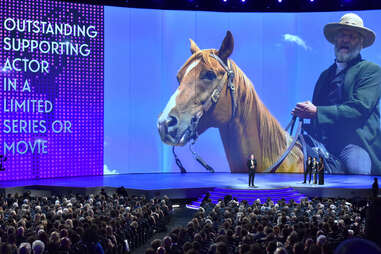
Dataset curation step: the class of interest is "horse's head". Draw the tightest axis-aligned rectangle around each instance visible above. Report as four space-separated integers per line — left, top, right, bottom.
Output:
158 31 235 146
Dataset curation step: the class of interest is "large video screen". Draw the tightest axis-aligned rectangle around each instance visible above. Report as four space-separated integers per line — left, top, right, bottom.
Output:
1 0 381 180
104 9 381 175
0 0 103 180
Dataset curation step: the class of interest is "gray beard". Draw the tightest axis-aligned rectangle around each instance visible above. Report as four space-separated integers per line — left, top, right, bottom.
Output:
335 44 362 63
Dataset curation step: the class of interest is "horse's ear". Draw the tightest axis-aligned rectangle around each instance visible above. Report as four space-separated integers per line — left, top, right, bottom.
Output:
190 39 200 54
217 31 234 63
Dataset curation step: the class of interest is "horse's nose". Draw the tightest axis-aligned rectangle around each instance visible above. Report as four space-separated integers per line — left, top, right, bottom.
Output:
166 115 178 128
158 114 179 144
158 119 167 136
158 115 179 136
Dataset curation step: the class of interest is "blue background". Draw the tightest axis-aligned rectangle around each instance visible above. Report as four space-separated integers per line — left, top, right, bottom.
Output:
104 8 381 174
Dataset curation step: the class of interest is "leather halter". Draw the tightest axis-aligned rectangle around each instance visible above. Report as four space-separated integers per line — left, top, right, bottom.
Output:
176 53 238 173
207 53 237 122
186 53 238 141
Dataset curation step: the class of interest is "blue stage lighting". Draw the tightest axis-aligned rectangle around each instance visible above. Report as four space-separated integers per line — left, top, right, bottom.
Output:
278 0 282 3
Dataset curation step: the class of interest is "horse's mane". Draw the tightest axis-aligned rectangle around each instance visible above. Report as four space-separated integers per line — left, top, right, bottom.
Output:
228 59 301 168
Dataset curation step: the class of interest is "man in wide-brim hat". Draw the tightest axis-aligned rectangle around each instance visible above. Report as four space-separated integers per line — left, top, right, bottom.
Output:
324 13 375 48
292 13 381 175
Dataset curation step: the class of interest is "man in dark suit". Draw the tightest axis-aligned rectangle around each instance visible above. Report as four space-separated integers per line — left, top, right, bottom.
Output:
303 156 313 184
372 178 378 198
247 154 257 187
292 13 381 175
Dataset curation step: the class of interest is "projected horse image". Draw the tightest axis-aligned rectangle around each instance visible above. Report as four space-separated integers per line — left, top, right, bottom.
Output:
157 31 304 173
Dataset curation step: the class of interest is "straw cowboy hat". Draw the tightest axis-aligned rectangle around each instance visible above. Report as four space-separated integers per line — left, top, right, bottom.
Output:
324 13 376 48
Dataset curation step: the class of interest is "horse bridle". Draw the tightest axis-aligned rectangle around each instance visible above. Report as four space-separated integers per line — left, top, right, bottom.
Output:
174 53 238 172
185 53 238 142
205 53 238 122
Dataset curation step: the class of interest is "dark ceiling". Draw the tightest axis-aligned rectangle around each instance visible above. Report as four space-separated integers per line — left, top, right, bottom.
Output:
55 0 381 12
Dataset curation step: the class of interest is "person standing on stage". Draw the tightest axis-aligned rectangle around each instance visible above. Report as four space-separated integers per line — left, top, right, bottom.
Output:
247 154 257 187
318 156 325 185
303 156 313 184
313 157 318 184
372 178 379 198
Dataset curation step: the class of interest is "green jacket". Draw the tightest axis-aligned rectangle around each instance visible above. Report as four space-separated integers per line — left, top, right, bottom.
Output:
310 55 381 174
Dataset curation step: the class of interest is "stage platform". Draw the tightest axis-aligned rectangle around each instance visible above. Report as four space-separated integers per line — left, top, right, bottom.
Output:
0 173 376 200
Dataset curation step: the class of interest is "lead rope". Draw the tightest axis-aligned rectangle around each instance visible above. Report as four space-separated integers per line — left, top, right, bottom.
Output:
269 116 303 173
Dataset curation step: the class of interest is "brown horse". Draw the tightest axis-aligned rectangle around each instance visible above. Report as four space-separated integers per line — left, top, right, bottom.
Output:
157 31 304 173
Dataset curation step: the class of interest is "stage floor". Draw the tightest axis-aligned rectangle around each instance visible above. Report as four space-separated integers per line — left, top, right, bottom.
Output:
0 172 375 190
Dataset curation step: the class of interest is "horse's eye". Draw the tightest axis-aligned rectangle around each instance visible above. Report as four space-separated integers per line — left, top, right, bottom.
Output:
200 70 216 81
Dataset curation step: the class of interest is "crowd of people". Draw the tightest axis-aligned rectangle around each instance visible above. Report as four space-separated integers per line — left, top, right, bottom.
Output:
0 188 172 254
146 195 380 254
0 188 380 254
